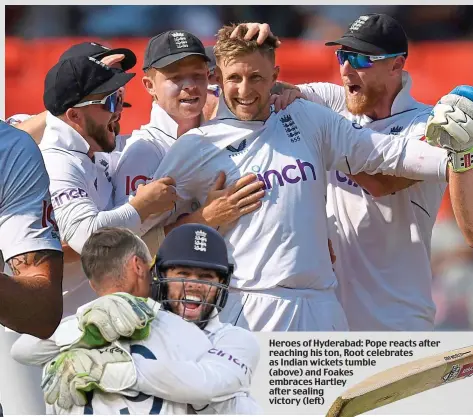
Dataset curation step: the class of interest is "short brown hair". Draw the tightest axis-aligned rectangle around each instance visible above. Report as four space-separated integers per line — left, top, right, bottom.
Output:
214 24 280 66
81 227 151 283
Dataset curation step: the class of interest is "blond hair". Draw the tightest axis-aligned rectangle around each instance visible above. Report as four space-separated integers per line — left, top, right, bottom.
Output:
214 24 280 66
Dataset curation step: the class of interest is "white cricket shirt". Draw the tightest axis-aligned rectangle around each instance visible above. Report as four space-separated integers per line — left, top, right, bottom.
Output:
153 96 448 292
40 113 142 316
0 121 62 262
298 72 447 330
112 102 203 234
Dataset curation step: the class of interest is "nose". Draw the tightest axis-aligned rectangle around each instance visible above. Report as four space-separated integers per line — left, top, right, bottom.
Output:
181 76 198 91
340 60 355 77
238 78 251 98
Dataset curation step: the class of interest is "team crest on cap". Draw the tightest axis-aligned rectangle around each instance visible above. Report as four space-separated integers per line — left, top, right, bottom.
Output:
171 32 189 49
194 230 207 252
349 15 370 32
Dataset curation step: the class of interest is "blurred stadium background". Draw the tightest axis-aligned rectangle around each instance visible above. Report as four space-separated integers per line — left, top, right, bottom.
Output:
5 4 473 330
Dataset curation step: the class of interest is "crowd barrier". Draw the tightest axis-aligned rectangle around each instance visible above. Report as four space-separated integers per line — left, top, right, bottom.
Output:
7 37 471 220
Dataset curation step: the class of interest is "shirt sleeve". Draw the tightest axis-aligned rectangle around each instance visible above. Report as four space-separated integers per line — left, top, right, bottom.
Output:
297 82 346 113
112 138 166 207
296 101 448 182
0 130 62 261
133 327 259 404
42 150 141 254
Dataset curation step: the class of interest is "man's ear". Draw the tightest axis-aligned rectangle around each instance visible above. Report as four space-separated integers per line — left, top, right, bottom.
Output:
142 74 157 99
215 66 223 87
64 107 81 125
272 65 280 84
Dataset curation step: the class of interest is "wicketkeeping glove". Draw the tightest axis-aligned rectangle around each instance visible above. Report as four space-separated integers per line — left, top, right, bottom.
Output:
41 343 137 410
426 85 473 172
56 293 159 351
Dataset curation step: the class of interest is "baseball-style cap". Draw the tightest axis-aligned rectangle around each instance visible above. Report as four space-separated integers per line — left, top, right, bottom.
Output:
156 223 232 276
44 56 135 116
59 42 137 71
205 45 216 74
143 30 210 70
325 14 408 56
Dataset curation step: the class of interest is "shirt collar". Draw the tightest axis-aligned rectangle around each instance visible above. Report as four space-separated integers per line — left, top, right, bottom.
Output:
203 309 224 335
149 102 179 140
41 111 90 153
214 94 268 124
390 71 418 114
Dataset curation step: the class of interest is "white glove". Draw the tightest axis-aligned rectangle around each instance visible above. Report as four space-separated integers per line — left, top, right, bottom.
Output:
41 342 136 410
426 86 473 172
56 294 159 350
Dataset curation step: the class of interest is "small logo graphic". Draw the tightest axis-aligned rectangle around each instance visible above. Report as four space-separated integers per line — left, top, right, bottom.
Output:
171 32 188 49
194 230 207 252
352 122 362 129
280 115 301 143
226 140 247 156
458 363 473 379
461 153 472 169
390 125 403 135
349 15 370 32
443 364 461 382
88 56 110 69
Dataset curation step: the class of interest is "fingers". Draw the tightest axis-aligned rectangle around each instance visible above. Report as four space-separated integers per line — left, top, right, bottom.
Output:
157 176 176 186
100 53 125 67
238 201 263 215
236 189 265 208
231 180 265 202
230 23 281 46
211 171 226 191
228 173 258 193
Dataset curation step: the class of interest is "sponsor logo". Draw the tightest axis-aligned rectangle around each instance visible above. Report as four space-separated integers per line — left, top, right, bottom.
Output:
208 348 249 374
280 115 301 143
443 364 461 382
252 159 316 190
51 188 88 208
459 363 473 379
390 125 403 135
335 171 371 195
125 175 152 196
194 230 207 252
352 122 362 129
42 200 58 232
461 153 472 169
226 140 247 157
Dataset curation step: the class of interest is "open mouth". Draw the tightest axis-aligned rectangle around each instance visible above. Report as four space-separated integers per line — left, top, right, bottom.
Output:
181 294 202 310
235 97 257 106
180 98 199 104
347 85 361 94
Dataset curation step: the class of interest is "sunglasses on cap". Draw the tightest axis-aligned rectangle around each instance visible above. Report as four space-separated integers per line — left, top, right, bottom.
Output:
73 90 121 113
335 50 406 70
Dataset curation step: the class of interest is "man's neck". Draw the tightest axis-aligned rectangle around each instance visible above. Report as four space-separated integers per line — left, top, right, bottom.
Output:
175 115 201 138
365 80 403 121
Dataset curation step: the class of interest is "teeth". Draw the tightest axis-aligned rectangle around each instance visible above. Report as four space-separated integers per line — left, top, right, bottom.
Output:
183 295 201 302
236 98 256 105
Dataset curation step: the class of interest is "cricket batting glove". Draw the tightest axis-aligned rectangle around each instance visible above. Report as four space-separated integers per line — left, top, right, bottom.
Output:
56 294 160 351
41 343 137 410
426 85 473 172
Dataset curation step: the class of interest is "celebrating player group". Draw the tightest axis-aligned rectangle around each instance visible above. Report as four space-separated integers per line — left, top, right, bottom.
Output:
2 11 473 415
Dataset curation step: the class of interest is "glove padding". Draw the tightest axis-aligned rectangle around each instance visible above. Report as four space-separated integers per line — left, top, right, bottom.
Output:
426 86 473 153
41 343 136 410
55 294 159 351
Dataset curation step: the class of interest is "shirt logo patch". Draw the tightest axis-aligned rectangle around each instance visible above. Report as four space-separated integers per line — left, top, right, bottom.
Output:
226 140 247 157
280 115 301 143
390 125 403 135
194 230 207 252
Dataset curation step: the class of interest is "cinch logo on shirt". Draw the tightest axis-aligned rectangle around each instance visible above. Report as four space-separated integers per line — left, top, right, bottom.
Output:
208 348 250 375
252 159 316 190
125 175 152 195
52 188 88 208
41 199 58 231
335 171 371 195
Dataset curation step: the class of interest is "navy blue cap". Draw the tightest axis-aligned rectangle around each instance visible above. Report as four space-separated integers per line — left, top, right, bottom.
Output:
156 224 231 275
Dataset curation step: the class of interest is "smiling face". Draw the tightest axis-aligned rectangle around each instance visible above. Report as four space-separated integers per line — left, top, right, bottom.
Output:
217 51 279 121
163 266 222 324
142 55 209 121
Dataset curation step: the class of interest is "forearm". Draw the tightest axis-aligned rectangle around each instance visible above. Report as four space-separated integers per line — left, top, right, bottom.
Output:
11 334 60 366
15 111 47 144
449 167 473 247
134 357 245 404
62 242 81 264
349 173 419 197
0 259 63 338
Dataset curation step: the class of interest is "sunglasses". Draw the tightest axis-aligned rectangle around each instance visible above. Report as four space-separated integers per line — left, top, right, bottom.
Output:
335 50 406 69
74 90 121 113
